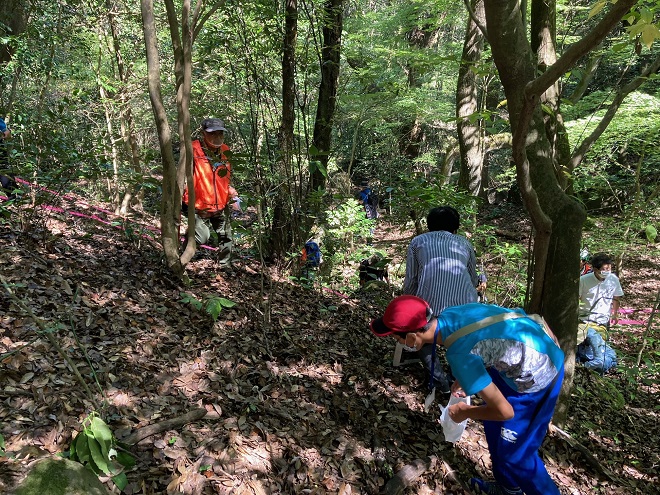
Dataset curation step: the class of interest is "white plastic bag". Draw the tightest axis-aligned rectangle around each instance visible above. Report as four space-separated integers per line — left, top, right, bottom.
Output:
438 395 470 443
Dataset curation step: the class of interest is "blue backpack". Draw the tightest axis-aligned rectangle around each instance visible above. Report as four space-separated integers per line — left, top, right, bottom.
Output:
359 188 379 219
302 241 322 268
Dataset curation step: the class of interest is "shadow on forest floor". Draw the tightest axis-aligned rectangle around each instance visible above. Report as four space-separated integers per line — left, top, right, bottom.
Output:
0 195 659 494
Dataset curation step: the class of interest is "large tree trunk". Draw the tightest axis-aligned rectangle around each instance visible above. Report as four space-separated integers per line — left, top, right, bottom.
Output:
530 0 571 189
309 0 343 194
456 0 486 196
164 0 195 265
484 0 635 424
271 0 298 259
0 0 28 66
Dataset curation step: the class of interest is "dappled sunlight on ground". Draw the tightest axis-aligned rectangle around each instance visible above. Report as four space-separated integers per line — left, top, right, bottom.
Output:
1 198 658 493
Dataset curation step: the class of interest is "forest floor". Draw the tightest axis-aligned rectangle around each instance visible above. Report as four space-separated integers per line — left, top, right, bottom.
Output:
0 193 659 495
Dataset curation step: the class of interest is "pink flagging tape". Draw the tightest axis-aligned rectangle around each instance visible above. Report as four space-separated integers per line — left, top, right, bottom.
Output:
616 319 646 326
15 177 229 252
14 177 161 234
620 307 655 314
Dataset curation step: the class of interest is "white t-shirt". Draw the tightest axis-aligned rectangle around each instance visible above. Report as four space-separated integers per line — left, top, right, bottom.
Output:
579 272 623 325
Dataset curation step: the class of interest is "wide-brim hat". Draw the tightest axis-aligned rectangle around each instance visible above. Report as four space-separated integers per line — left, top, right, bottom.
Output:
201 118 227 132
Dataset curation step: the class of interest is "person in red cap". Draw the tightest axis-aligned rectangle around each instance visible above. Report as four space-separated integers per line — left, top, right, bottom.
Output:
371 296 564 495
182 118 236 268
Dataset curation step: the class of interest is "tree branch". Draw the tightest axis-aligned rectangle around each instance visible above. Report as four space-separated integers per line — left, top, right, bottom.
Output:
569 52 660 171
193 1 226 43
123 408 208 445
527 0 638 99
463 0 488 40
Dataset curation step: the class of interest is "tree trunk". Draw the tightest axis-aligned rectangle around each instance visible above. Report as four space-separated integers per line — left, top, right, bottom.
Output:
484 0 639 424
163 0 196 265
310 0 343 194
105 0 143 214
531 0 571 189
271 0 298 259
140 0 185 279
456 0 485 196
0 0 28 65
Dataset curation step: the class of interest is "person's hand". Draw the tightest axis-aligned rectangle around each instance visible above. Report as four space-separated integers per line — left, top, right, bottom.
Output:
451 380 466 397
610 314 619 325
448 401 470 423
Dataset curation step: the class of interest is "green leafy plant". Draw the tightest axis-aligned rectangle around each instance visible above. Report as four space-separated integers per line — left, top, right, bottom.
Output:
380 177 483 242
316 198 375 285
69 412 136 491
485 241 528 307
180 292 236 321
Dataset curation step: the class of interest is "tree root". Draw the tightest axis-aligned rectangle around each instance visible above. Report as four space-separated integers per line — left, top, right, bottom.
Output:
123 407 208 445
548 424 618 483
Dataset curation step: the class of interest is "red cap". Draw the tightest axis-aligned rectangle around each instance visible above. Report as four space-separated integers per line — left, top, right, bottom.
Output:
370 295 431 336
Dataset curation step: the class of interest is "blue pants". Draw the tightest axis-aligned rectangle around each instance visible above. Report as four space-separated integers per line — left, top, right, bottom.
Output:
482 366 564 495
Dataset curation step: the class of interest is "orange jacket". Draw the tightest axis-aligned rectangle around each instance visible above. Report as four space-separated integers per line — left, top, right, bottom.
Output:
182 140 231 216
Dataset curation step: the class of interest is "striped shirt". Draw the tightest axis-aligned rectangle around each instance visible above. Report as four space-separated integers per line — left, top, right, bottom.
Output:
403 231 479 315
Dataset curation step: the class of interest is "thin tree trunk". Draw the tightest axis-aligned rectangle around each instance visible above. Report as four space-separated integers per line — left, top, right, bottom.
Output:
96 26 121 204
484 0 635 425
531 0 571 189
163 0 196 265
140 0 185 279
105 0 144 214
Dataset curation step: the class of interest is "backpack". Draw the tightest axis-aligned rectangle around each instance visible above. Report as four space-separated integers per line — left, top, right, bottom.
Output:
302 241 322 268
359 257 388 286
577 328 617 373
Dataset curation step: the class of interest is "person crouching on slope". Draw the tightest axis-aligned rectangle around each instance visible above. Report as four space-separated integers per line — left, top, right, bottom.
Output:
371 295 564 495
182 118 234 268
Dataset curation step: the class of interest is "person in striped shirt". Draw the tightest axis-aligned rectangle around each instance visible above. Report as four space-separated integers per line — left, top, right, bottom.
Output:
402 206 480 393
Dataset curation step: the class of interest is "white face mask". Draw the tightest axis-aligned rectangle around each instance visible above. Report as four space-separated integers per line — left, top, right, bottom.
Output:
599 270 611 277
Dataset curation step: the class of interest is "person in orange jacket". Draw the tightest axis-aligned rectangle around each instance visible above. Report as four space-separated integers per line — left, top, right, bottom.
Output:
182 118 234 267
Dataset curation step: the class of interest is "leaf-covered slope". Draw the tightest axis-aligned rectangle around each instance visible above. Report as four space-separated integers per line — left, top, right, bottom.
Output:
1 201 659 494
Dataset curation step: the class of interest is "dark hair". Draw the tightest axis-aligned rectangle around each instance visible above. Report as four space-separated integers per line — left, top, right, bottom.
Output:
590 252 613 270
427 206 460 233
392 307 435 336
